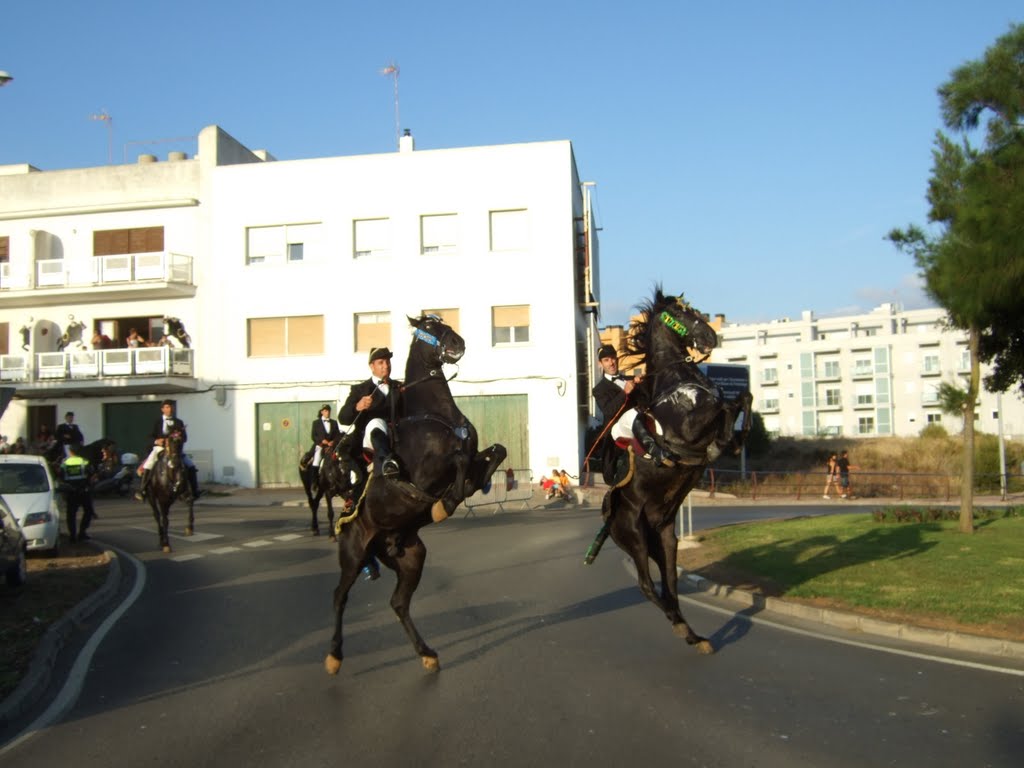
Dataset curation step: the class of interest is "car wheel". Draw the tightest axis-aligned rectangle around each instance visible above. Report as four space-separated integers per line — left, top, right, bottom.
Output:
6 547 27 587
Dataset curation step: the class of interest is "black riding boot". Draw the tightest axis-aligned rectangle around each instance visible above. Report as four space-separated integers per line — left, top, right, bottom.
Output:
584 520 611 565
370 429 400 480
632 416 675 467
188 465 201 499
134 469 151 502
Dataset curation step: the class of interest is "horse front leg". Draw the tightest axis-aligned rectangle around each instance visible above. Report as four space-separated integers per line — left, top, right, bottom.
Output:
465 443 508 497
651 523 713 654
325 529 366 675
185 497 195 537
324 495 336 543
149 498 171 553
387 535 438 671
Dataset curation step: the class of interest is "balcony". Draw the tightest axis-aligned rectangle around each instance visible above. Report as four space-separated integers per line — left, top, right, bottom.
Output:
0 346 198 398
0 252 196 308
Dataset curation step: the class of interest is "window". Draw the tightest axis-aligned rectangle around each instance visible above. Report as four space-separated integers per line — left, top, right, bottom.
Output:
824 388 841 407
858 416 875 435
355 312 391 353
853 358 872 376
927 413 942 424
922 383 940 405
0 235 8 263
353 218 390 259
856 392 874 406
958 348 970 372
922 354 940 375
421 214 457 254
761 366 778 384
761 396 779 411
492 305 530 345
489 209 528 251
246 223 320 265
421 308 460 334
247 315 323 357
94 226 164 256
0 322 8 355
822 360 840 378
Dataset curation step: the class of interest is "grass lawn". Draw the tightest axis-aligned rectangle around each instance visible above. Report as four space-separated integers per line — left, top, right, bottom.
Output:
681 512 1024 641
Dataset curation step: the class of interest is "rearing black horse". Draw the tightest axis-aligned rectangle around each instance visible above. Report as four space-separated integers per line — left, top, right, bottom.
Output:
325 314 507 675
587 288 751 654
147 430 195 553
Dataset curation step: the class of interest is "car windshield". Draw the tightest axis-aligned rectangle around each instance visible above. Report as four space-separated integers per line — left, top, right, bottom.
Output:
0 464 50 494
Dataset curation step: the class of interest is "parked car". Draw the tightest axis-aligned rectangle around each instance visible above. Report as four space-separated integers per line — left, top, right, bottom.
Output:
0 495 28 586
0 455 62 556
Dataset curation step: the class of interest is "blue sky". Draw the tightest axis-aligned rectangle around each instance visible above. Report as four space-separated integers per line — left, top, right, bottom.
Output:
2 1 1020 326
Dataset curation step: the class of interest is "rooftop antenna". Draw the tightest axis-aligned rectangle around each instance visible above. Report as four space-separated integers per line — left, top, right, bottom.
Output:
90 110 113 164
380 62 400 148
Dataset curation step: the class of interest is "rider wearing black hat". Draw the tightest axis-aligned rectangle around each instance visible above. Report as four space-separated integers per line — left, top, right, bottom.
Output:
338 347 403 480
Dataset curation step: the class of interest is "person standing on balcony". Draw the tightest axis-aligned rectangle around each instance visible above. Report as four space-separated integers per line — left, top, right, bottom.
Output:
126 328 146 348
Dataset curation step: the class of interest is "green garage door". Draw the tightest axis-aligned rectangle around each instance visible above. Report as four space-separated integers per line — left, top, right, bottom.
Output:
257 401 322 488
104 401 167 460
454 394 528 471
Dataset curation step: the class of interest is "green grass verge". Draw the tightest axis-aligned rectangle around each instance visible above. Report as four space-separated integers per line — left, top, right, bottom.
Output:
697 512 1024 633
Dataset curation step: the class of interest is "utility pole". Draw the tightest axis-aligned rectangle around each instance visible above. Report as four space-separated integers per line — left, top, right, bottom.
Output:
90 110 113 164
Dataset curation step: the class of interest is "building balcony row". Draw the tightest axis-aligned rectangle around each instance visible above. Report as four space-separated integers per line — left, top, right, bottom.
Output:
0 347 197 398
0 252 195 308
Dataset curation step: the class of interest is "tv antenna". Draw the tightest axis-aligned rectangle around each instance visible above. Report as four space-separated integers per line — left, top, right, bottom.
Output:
380 62 400 148
90 110 113 164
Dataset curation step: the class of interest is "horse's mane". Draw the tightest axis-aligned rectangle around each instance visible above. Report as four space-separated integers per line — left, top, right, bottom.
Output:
627 286 690 368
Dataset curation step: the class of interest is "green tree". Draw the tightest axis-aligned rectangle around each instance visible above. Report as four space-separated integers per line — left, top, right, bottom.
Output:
889 23 1024 534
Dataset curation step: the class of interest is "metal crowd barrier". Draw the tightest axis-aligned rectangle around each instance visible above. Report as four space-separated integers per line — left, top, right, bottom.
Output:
463 468 533 516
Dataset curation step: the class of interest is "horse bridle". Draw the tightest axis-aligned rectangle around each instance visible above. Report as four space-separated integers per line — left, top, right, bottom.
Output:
403 319 460 393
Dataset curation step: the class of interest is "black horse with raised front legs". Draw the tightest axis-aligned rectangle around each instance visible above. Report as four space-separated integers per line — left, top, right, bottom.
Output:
587 288 752 654
325 314 507 676
147 430 195 553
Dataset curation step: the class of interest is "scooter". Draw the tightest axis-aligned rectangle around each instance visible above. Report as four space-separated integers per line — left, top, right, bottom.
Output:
92 452 138 497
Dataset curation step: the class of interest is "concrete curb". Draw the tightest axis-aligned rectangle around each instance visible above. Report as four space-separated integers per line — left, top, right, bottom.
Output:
0 550 121 728
680 571 1024 661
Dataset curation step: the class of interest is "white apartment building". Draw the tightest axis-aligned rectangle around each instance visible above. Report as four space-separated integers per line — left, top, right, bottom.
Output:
0 126 603 487
713 303 1024 440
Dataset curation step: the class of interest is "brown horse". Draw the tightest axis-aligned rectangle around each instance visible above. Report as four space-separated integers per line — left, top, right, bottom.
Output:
586 288 751 653
325 314 506 675
147 430 194 553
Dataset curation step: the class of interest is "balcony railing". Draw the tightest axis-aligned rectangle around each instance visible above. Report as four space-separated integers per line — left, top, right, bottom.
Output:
0 251 193 291
0 346 194 383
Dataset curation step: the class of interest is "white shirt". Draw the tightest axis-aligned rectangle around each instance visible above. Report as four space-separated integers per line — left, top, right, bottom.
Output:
373 377 390 397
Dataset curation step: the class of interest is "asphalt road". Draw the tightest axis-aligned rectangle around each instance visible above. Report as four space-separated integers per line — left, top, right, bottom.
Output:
1 496 1022 767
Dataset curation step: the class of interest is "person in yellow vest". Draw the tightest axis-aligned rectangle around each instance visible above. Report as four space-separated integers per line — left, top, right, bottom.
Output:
60 443 96 542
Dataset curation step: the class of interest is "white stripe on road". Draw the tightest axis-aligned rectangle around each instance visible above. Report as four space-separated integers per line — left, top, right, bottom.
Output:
243 540 273 548
171 554 202 562
275 533 304 542
209 546 242 555
1 544 147 755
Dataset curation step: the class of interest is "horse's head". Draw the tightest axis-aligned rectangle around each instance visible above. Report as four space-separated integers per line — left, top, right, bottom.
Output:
630 287 718 369
408 314 465 365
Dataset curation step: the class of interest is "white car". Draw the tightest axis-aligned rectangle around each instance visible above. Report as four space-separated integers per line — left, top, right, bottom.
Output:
0 455 62 556
0 495 28 586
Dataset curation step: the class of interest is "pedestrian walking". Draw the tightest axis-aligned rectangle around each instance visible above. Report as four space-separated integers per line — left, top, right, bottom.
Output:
823 452 839 499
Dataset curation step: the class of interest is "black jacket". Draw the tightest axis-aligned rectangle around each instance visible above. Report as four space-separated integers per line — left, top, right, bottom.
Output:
55 422 84 446
593 375 629 424
338 378 402 434
311 417 342 447
150 416 187 444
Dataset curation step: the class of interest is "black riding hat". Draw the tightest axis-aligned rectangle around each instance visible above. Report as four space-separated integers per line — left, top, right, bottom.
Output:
368 347 393 363
597 344 617 360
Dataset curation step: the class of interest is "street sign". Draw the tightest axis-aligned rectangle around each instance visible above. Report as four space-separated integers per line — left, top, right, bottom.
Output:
698 363 750 401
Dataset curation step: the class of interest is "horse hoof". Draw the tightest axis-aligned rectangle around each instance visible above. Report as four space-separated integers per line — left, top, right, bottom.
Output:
162 545 172 554
421 656 440 672
329 535 337 543
312 528 320 537
324 654 342 675
185 527 193 536
695 640 715 655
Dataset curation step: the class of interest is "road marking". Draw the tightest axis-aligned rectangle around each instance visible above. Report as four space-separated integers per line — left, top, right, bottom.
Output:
275 533 304 542
209 546 242 555
128 526 222 542
674 583 1024 678
243 539 273 548
1 544 147 755
171 554 202 562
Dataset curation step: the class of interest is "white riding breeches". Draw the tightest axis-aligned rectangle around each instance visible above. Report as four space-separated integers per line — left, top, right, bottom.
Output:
363 418 387 451
143 445 196 471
